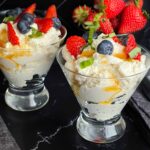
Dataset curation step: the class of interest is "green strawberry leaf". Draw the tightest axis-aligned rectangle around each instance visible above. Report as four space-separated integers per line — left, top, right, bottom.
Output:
3 16 15 23
80 57 94 69
129 47 141 58
143 10 150 19
29 27 43 38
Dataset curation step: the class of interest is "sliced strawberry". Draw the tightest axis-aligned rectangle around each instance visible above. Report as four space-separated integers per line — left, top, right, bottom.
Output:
134 52 141 61
7 22 19 45
99 17 114 34
15 3 36 23
125 34 137 54
36 18 53 33
45 5 57 18
66 36 86 58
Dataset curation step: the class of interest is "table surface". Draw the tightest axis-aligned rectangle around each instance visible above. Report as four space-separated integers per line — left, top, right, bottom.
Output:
0 0 150 149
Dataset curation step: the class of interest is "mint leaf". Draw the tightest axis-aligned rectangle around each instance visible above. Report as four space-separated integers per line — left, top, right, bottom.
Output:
29 27 43 38
3 16 15 23
80 57 94 69
129 47 141 59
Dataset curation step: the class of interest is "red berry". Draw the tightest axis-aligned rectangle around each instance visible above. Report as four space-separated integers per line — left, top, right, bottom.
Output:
7 22 20 45
112 36 122 44
99 17 114 34
134 52 141 61
118 4 147 34
126 0 143 9
45 5 57 18
35 18 53 33
110 17 120 31
66 36 86 58
125 34 137 54
85 11 96 22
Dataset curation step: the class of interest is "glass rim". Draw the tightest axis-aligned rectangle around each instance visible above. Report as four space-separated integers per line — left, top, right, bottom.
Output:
0 26 67 51
57 44 150 80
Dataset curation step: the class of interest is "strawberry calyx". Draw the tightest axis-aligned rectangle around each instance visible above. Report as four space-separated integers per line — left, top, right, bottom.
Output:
134 0 140 7
143 10 150 19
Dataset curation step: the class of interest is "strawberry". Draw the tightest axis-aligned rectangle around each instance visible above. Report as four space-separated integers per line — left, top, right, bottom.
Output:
99 16 114 34
35 18 53 33
95 0 125 19
15 3 36 23
66 36 86 58
73 5 91 25
126 0 143 9
124 34 137 54
112 36 122 44
134 52 141 61
118 4 148 34
7 22 19 45
45 5 57 18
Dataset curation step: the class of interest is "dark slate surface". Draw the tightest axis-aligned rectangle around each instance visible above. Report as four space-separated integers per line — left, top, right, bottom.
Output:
0 0 150 150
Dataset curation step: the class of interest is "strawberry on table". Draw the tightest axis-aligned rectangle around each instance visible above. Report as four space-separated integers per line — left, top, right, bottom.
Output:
118 4 148 34
66 36 86 58
35 18 54 33
73 5 91 25
7 22 20 45
45 5 57 18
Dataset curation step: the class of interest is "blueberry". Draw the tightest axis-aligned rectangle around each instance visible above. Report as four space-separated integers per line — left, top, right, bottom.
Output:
52 18 62 29
6 7 22 17
118 34 128 46
17 20 30 34
21 13 34 25
82 31 101 41
97 40 113 55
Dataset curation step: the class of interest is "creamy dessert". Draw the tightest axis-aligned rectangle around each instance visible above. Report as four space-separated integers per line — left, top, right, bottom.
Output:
0 3 65 87
59 33 149 121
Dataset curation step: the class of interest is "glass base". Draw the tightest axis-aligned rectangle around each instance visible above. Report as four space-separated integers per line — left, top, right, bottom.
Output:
76 111 126 143
5 84 49 111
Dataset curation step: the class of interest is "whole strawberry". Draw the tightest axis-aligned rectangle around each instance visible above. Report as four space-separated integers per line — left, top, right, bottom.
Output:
118 4 148 34
66 36 86 58
95 0 125 19
126 0 143 9
73 5 91 25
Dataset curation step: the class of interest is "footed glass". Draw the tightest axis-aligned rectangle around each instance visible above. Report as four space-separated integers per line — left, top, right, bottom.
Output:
57 45 150 143
0 26 67 111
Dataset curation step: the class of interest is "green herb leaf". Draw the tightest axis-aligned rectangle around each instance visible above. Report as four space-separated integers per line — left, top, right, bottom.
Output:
80 57 94 69
129 47 141 59
3 16 15 23
28 27 43 38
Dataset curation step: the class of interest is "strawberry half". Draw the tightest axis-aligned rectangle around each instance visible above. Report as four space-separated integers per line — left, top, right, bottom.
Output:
73 5 91 25
118 4 147 34
45 5 57 18
15 3 36 23
66 36 86 58
7 22 19 45
35 18 53 33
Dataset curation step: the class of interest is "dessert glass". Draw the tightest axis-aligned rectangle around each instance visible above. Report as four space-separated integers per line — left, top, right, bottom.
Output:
0 26 67 111
57 43 150 143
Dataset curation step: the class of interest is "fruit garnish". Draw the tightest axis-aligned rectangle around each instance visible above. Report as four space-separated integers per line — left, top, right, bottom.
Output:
127 0 143 9
45 5 57 18
118 4 148 34
7 22 19 45
123 34 136 54
80 49 95 57
80 57 94 69
128 47 141 59
3 16 15 23
110 16 120 31
66 36 86 58
52 18 62 29
28 27 43 38
82 31 100 41
134 52 141 61
21 13 34 25
35 18 53 33
99 16 114 34
96 0 125 19
97 40 113 55
73 5 91 25
15 3 36 23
